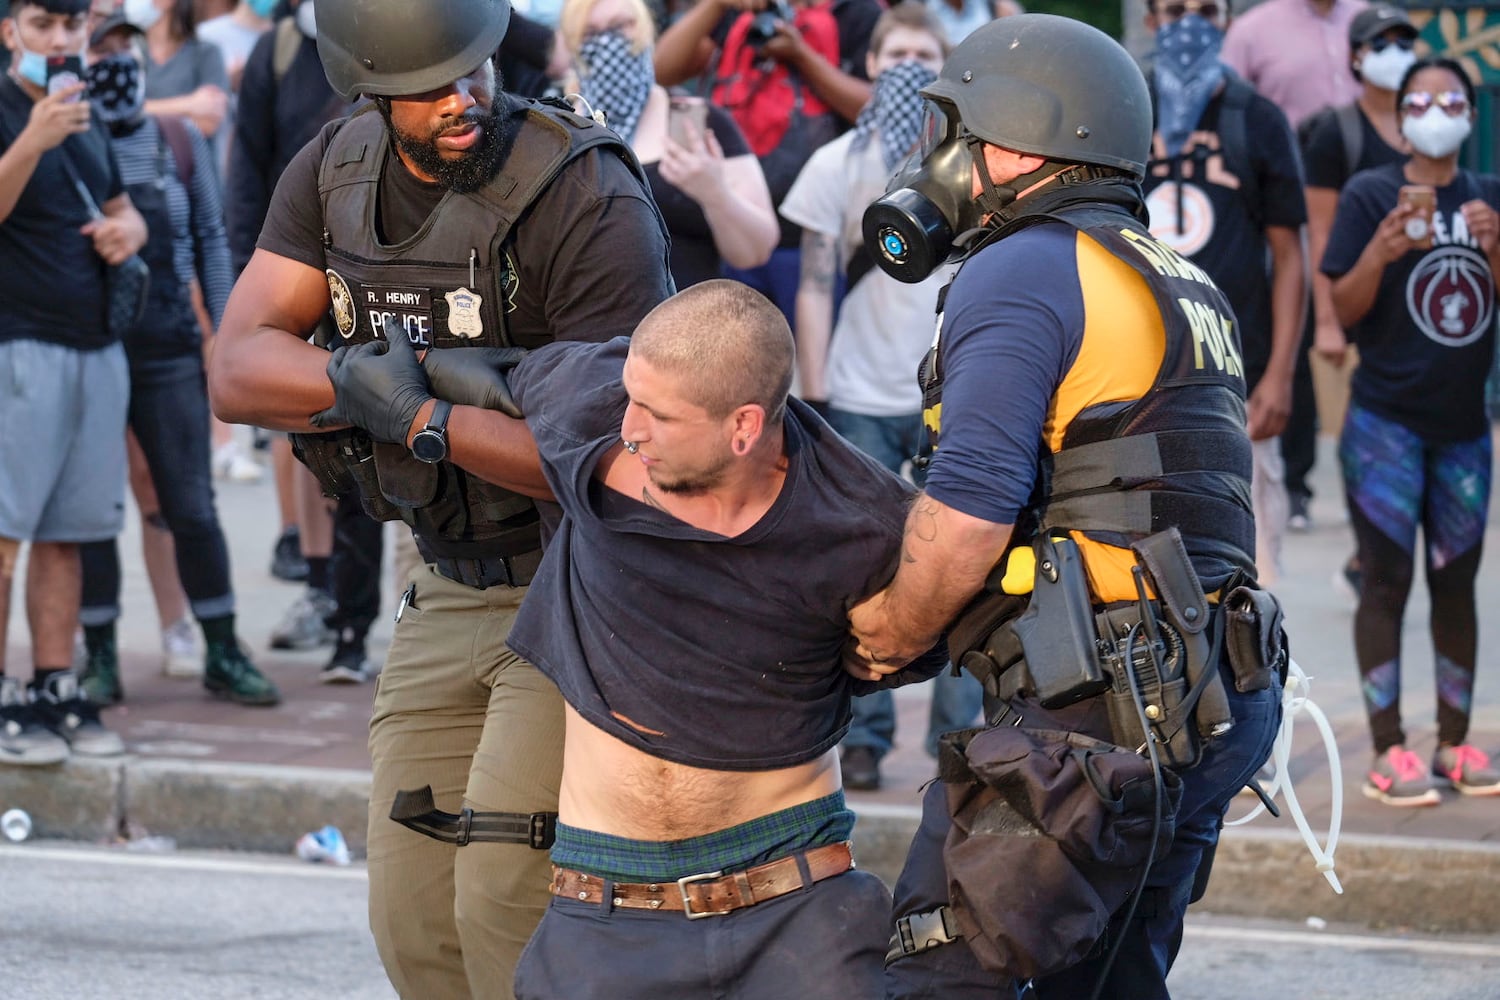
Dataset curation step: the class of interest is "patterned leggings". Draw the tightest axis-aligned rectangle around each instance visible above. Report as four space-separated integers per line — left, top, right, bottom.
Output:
1340 404 1492 754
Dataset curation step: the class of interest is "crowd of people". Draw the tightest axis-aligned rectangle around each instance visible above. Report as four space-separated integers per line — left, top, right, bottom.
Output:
1 0 1498 996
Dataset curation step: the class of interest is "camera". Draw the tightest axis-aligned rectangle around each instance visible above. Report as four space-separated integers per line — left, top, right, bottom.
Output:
746 0 795 49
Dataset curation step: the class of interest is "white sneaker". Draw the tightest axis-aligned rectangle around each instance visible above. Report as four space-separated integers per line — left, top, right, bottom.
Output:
213 441 264 483
161 617 203 678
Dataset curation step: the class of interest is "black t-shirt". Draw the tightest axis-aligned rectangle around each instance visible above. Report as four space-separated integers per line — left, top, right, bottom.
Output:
1301 104 1404 190
1143 86 1306 386
1321 163 1500 442
505 337 946 771
644 103 751 288
257 112 675 350
0 76 124 349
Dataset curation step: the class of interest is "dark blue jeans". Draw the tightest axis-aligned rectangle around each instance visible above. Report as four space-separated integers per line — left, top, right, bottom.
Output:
80 353 234 623
885 659 1281 1000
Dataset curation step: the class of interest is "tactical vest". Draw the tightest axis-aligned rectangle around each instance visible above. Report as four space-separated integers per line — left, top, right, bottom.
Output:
314 97 642 559
920 201 1256 582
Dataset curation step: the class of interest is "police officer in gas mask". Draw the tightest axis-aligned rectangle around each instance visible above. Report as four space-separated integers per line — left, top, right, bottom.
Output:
207 0 674 995
849 14 1285 998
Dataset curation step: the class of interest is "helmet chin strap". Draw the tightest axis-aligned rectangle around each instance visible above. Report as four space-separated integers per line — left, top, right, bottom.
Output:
963 135 1083 225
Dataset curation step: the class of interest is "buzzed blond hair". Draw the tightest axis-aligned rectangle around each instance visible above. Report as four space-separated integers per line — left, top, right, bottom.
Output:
630 280 794 424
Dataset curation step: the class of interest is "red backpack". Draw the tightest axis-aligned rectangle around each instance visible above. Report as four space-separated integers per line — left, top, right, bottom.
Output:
711 3 842 158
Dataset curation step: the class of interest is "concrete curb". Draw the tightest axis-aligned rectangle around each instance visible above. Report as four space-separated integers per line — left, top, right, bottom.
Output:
5 758 1500 934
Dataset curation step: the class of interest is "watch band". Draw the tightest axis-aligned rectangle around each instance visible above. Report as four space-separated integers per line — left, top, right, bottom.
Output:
424 399 453 436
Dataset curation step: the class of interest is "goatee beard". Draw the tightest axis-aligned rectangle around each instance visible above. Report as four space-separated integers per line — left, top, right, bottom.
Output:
381 104 513 194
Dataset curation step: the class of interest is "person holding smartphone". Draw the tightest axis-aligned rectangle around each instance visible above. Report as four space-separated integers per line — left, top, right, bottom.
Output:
0 0 146 767
1322 57 1500 806
559 0 778 289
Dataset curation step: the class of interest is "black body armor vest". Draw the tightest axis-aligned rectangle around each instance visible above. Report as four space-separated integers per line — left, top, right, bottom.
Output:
920 194 1256 585
313 98 642 559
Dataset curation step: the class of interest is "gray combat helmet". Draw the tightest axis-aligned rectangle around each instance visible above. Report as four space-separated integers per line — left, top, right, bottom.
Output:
922 13 1152 178
317 0 512 100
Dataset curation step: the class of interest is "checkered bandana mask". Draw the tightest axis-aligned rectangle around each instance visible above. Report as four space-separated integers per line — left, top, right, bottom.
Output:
851 61 937 171
577 31 654 144
86 52 145 126
1154 14 1224 158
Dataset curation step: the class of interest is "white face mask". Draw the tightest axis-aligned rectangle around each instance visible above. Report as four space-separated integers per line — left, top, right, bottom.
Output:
1402 106 1472 159
1359 45 1416 92
123 0 162 31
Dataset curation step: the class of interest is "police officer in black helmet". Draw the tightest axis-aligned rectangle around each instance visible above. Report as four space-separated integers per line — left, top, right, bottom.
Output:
849 14 1284 998
208 0 673 995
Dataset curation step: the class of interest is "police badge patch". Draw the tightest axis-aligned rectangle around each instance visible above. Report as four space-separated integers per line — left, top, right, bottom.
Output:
444 287 484 339
326 269 356 338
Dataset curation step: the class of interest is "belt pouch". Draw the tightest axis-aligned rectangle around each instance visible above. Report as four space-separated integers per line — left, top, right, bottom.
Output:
1223 584 1285 693
1009 536 1109 708
374 440 442 508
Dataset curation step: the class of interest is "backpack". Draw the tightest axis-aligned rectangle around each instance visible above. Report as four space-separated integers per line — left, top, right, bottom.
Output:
1215 72 1261 227
272 15 301 84
1296 102 1363 181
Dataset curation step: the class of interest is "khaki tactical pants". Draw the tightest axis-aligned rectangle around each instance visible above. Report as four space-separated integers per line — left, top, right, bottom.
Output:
367 563 564 1000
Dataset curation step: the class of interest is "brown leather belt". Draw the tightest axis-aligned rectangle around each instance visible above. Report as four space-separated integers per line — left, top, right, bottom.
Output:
550 841 855 919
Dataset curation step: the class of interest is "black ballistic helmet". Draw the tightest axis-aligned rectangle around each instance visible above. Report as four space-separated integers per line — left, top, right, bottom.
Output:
317 0 512 101
922 13 1152 179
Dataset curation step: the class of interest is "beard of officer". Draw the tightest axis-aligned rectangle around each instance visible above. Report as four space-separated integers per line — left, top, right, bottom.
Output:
375 61 514 193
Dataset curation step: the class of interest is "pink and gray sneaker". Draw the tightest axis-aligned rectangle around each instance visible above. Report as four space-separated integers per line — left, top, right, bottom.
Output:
1433 745 1500 796
1362 746 1441 807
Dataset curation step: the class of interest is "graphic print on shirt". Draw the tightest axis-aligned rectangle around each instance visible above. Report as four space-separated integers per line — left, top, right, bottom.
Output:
1145 130 1241 258
1407 212 1495 349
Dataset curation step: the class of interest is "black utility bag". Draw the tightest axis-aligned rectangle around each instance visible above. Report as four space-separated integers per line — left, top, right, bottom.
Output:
938 723 1182 980
61 151 149 340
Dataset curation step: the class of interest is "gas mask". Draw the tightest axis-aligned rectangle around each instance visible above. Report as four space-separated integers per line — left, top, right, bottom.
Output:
862 99 1074 284
861 101 987 284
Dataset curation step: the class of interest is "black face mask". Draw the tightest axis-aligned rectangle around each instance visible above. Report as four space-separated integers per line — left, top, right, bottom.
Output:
861 101 987 285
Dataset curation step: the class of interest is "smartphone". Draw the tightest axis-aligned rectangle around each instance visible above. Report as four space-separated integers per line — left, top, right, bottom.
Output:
45 55 85 103
1399 184 1436 249
667 95 708 148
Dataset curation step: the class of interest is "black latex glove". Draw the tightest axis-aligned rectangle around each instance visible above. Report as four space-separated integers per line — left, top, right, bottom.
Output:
422 347 529 418
311 319 433 444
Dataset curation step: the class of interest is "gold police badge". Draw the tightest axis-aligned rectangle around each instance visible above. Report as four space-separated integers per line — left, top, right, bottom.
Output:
326 269 356 338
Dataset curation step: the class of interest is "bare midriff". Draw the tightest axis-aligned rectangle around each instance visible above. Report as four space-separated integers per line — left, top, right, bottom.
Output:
558 705 841 841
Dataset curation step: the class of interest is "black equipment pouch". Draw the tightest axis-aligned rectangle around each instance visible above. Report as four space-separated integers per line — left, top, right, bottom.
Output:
936 724 1182 980
289 429 357 498
1119 529 1235 767
389 785 556 849
1009 536 1110 708
373 439 441 509
1223 581 1288 693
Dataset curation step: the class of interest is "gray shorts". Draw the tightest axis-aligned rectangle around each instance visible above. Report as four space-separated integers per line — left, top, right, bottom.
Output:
0 339 128 543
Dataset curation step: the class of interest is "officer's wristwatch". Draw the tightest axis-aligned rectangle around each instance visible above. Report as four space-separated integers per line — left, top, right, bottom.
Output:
410 400 452 464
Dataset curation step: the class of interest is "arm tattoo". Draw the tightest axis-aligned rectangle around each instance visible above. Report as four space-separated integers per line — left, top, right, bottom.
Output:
800 231 838 294
902 497 941 563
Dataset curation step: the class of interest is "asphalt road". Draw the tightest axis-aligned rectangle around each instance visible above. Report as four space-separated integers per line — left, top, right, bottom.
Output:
4 842 1499 1000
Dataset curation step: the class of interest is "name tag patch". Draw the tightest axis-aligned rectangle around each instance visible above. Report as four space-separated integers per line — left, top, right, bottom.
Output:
362 284 433 346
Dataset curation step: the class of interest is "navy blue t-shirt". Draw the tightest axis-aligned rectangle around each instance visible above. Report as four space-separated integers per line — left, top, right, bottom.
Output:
0 76 123 350
923 223 1084 526
1321 163 1500 442
505 338 946 771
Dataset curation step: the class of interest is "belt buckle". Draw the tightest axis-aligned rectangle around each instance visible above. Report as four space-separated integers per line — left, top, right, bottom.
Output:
677 869 727 920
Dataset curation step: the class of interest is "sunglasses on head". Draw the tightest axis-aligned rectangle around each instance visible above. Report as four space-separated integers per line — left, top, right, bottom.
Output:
1401 90 1470 117
1368 34 1416 54
1161 1 1221 20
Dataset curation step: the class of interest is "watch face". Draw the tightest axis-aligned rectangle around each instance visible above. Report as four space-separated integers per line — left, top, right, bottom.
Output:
411 430 446 464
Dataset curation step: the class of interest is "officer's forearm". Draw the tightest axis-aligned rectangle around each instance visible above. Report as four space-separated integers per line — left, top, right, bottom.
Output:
427 404 554 501
878 493 1012 654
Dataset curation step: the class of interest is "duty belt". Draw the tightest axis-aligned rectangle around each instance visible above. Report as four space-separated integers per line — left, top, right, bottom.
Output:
431 548 543 590
549 841 854 919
